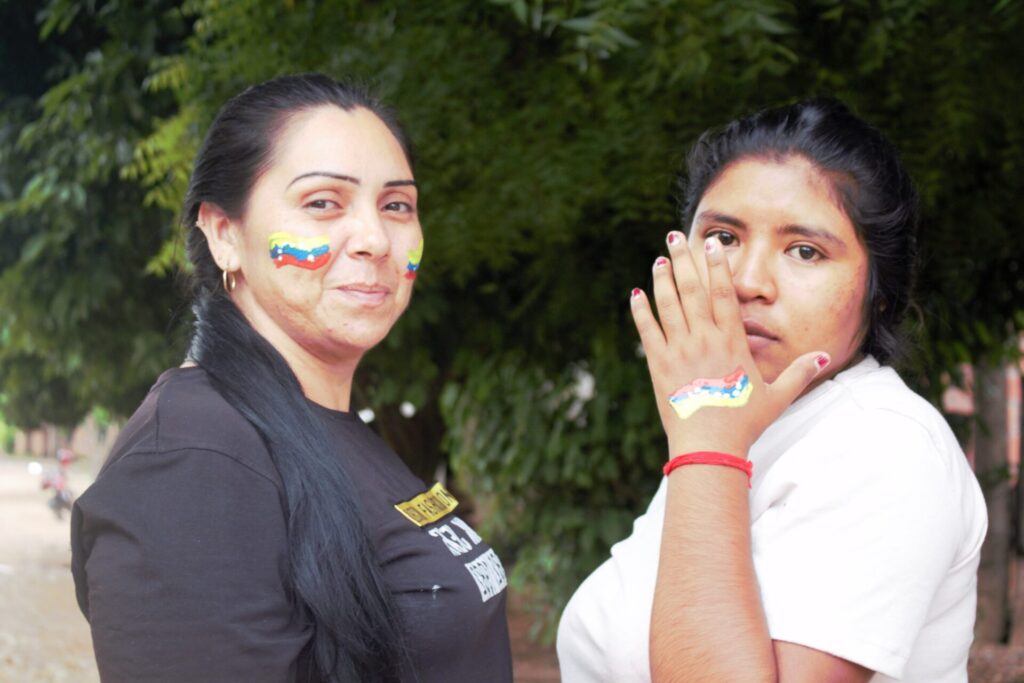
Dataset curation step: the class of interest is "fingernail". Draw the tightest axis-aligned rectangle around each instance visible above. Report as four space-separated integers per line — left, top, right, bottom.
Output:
667 231 682 246
815 354 831 371
631 287 642 299
704 237 718 253
653 256 669 269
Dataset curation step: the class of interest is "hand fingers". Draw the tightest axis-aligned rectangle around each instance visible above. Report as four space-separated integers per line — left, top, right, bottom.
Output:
702 236 744 340
630 287 667 356
651 255 688 337
666 231 713 330
766 351 831 412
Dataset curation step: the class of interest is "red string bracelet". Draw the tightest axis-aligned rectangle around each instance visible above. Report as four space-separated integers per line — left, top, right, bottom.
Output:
663 451 753 488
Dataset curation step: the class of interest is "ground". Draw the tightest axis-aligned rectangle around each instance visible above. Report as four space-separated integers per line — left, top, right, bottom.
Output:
0 454 1020 682
0 457 98 683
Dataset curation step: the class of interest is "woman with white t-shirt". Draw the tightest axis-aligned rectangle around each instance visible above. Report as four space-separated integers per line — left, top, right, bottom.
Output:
557 98 986 683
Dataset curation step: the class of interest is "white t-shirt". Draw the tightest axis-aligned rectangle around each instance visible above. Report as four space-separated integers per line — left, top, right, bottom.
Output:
557 357 987 682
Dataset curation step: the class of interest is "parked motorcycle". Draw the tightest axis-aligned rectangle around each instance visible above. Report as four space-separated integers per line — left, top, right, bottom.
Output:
39 448 76 520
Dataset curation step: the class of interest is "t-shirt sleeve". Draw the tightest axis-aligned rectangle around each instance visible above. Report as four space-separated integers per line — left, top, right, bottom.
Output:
751 411 961 679
71 447 312 683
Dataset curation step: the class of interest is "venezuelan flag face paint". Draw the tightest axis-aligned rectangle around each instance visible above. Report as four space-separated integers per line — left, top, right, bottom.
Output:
667 366 753 420
268 232 331 270
405 239 423 280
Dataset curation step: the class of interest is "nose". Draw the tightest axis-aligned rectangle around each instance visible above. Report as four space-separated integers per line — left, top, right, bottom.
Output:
729 245 776 303
343 202 390 260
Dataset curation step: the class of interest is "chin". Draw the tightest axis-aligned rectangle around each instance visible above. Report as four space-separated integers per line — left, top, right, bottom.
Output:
336 334 388 355
358 324 399 347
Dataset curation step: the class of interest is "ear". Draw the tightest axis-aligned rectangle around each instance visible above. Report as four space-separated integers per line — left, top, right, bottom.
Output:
196 201 243 272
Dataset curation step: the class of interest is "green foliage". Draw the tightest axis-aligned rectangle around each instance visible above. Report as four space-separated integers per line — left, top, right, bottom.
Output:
0 0 190 423
0 413 14 453
442 336 664 637
1 0 1021 639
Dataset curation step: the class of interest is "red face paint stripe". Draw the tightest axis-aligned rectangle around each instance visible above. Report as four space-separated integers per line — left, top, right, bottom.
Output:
273 252 331 270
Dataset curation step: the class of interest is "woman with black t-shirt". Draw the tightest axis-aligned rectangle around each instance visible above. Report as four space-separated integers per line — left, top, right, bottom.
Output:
71 73 513 683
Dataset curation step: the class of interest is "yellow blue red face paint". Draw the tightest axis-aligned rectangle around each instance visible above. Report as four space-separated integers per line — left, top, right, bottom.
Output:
668 366 753 420
268 232 331 270
405 239 423 280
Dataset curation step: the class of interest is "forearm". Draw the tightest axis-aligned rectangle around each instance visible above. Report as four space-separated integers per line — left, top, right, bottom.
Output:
635 229 835 682
650 464 775 683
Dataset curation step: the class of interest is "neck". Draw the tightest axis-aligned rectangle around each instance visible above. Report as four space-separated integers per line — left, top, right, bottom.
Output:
287 347 360 412
234 295 361 412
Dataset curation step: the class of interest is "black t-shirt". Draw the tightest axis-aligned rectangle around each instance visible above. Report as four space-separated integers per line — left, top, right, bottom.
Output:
71 367 513 682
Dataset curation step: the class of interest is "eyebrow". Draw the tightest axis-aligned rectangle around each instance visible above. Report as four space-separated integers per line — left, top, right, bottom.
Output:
286 172 417 189
779 224 846 250
696 210 745 229
695 210 847 250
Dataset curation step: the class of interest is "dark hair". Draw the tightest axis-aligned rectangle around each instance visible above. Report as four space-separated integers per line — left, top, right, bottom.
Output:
182 73 412 682
679 97 918 364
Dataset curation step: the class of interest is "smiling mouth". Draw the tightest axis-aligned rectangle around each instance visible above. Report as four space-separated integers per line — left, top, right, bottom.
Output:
335 284 390 305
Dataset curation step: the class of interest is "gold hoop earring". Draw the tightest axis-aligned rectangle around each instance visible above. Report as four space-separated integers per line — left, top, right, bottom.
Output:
222 269 237 293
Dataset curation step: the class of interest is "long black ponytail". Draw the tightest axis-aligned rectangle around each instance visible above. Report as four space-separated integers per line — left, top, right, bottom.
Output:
182 74 413 682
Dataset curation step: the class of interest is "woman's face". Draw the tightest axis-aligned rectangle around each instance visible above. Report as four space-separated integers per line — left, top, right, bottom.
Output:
688 155 870 385
224 105 421 366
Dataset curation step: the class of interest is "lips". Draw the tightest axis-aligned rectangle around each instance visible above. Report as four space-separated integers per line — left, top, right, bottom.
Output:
334 283 391 306
742 319 779 352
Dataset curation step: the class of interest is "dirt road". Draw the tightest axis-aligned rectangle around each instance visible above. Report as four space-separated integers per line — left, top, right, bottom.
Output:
0 456 99 683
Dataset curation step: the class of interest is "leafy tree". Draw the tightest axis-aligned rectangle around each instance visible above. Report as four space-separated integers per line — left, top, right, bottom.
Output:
0 0 189 427
1 0 1021 637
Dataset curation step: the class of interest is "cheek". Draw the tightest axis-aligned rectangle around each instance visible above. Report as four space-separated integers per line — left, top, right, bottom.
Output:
268 231 333 271
782 273 865 342
821 275 870 351
830 299 865 346
275 280 321 320
402 237 424 280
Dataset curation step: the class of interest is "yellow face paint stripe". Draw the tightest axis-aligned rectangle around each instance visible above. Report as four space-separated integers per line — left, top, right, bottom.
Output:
268 231 331 252
405 238 424 279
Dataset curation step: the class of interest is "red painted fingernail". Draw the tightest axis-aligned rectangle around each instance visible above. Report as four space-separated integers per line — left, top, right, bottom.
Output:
815 354 831 370
631 287 642 298
667 231 681 245
704 237 718 253
654 256 669 268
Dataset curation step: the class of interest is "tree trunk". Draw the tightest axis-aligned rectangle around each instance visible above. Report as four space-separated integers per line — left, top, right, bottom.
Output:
975 361 1011 643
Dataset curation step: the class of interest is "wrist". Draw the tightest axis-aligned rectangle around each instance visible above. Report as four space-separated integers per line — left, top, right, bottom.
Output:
663 451 753 487
666 436 750 461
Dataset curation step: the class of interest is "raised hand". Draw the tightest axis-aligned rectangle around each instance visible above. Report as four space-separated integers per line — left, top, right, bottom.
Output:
630 231 829 461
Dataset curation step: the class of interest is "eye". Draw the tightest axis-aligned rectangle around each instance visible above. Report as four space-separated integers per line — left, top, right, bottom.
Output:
383 200 415 214
304 198 341 212
787 244 823 262
707 230 737 247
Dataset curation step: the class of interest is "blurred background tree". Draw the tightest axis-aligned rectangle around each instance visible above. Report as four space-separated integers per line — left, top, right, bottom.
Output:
1 0 1021 639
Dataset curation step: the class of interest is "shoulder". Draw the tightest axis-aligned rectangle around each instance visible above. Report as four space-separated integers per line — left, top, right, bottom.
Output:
769 359 986 548
841 363 954 439
100 367 279 488
802 360 964 472
74 368 289 563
